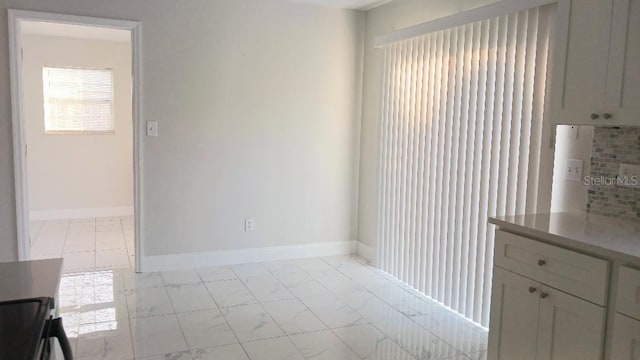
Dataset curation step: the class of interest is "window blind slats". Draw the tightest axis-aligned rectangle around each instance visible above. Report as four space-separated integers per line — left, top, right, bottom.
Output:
43 67 114 133
449 25 466 311
377 5 551 327
413 37 427 291
472 19 492 324
518 8 538 215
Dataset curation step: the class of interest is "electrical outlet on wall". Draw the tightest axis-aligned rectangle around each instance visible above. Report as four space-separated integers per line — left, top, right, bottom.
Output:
245 218 255 232
565 159 583 182
618 163 640 188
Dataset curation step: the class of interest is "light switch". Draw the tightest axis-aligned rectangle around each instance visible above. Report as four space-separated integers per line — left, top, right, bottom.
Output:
245 218 255 232
565 159 583 182
146 121 158 137
618 163 640 188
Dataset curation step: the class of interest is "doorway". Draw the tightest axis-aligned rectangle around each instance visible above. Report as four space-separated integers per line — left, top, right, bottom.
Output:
8 10 144 272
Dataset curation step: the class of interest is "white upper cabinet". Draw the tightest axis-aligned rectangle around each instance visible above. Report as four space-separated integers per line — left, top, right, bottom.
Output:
551 0 640 126
605 0 640 124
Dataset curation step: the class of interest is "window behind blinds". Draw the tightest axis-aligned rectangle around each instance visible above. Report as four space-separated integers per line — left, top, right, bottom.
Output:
43 67 114 134
377 5 552 327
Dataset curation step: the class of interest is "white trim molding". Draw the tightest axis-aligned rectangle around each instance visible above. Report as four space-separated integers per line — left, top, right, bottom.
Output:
30 207 134 221
356 241 375 264
8 10 144 272
142 241 357 272
374 0 557 46
360 0 394 11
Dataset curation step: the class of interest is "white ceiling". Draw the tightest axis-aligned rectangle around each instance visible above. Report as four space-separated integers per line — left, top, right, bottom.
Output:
21 21 130 42
290 0 394 10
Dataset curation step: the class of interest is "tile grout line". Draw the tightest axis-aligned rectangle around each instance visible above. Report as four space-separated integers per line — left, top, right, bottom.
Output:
261 260 366 360
116 268 137 360
324 256 475 359
316 257 406 360
228 263 370 358
310 257 414 359
179 267 260 359
159 278 195 359
69 255 485 360
225 265 292 360
370 269 486 357
326 256 467 358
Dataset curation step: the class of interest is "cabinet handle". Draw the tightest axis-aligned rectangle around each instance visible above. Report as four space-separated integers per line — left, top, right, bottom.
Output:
590 113 600 120
528 286 537 293
540 292 549 299
537 259 546 267
603 113 612 119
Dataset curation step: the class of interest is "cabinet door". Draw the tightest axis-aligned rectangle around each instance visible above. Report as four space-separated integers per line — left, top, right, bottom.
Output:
488 268 541 360
616 266 640 320
536 285 606 360
551 0 613 125
604 0 640 125
611 313 640 360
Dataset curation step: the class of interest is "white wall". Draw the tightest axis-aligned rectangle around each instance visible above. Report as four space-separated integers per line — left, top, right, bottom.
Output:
23 34 133 219
551 125 593 212
0 0 364 261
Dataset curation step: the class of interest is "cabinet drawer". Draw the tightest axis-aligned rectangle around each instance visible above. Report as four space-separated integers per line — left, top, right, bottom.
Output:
616 266 640 320
494 230 609 305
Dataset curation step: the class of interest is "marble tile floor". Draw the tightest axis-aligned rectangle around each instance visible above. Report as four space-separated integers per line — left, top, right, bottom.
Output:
30 216 135 273
57 255 488 360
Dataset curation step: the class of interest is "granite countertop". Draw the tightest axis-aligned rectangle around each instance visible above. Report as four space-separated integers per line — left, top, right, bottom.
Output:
0 258 63 308
489 212 640 265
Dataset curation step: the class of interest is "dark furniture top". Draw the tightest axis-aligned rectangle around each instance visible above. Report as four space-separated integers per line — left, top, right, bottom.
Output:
0 297 51 360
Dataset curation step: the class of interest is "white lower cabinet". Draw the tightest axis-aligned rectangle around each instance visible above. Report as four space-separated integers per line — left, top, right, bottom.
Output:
488 268 541 360
488 268 606 360
488 231 608 360
612 266 640 359
611 313 640 360
536 285 606 360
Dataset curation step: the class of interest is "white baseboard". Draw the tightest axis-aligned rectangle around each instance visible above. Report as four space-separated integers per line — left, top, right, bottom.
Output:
141 240 357 272
356 241 375 264
30 206 134 221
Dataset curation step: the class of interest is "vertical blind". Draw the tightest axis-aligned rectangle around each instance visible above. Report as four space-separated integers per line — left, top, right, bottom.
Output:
43 67 114 133
377 5 551 327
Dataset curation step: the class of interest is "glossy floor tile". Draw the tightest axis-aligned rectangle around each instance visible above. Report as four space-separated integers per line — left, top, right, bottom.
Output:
58 255 487 360
30 216 135 273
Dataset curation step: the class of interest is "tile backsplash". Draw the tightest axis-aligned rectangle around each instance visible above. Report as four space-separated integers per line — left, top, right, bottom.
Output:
587 127 640 219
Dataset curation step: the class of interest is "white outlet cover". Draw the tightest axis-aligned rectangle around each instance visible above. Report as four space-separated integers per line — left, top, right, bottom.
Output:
565 159 583 182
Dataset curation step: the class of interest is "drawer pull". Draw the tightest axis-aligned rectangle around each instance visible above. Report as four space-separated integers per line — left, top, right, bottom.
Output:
590 113 600 120
537 259 546 267
495 230 609 305
528 286 537 294
603 113 612 120
540 292 549 299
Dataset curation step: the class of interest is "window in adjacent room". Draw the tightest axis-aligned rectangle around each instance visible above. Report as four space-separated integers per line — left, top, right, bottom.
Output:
42 66 114 134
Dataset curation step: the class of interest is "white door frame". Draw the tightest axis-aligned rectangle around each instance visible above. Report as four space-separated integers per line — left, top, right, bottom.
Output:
8 9 145 272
